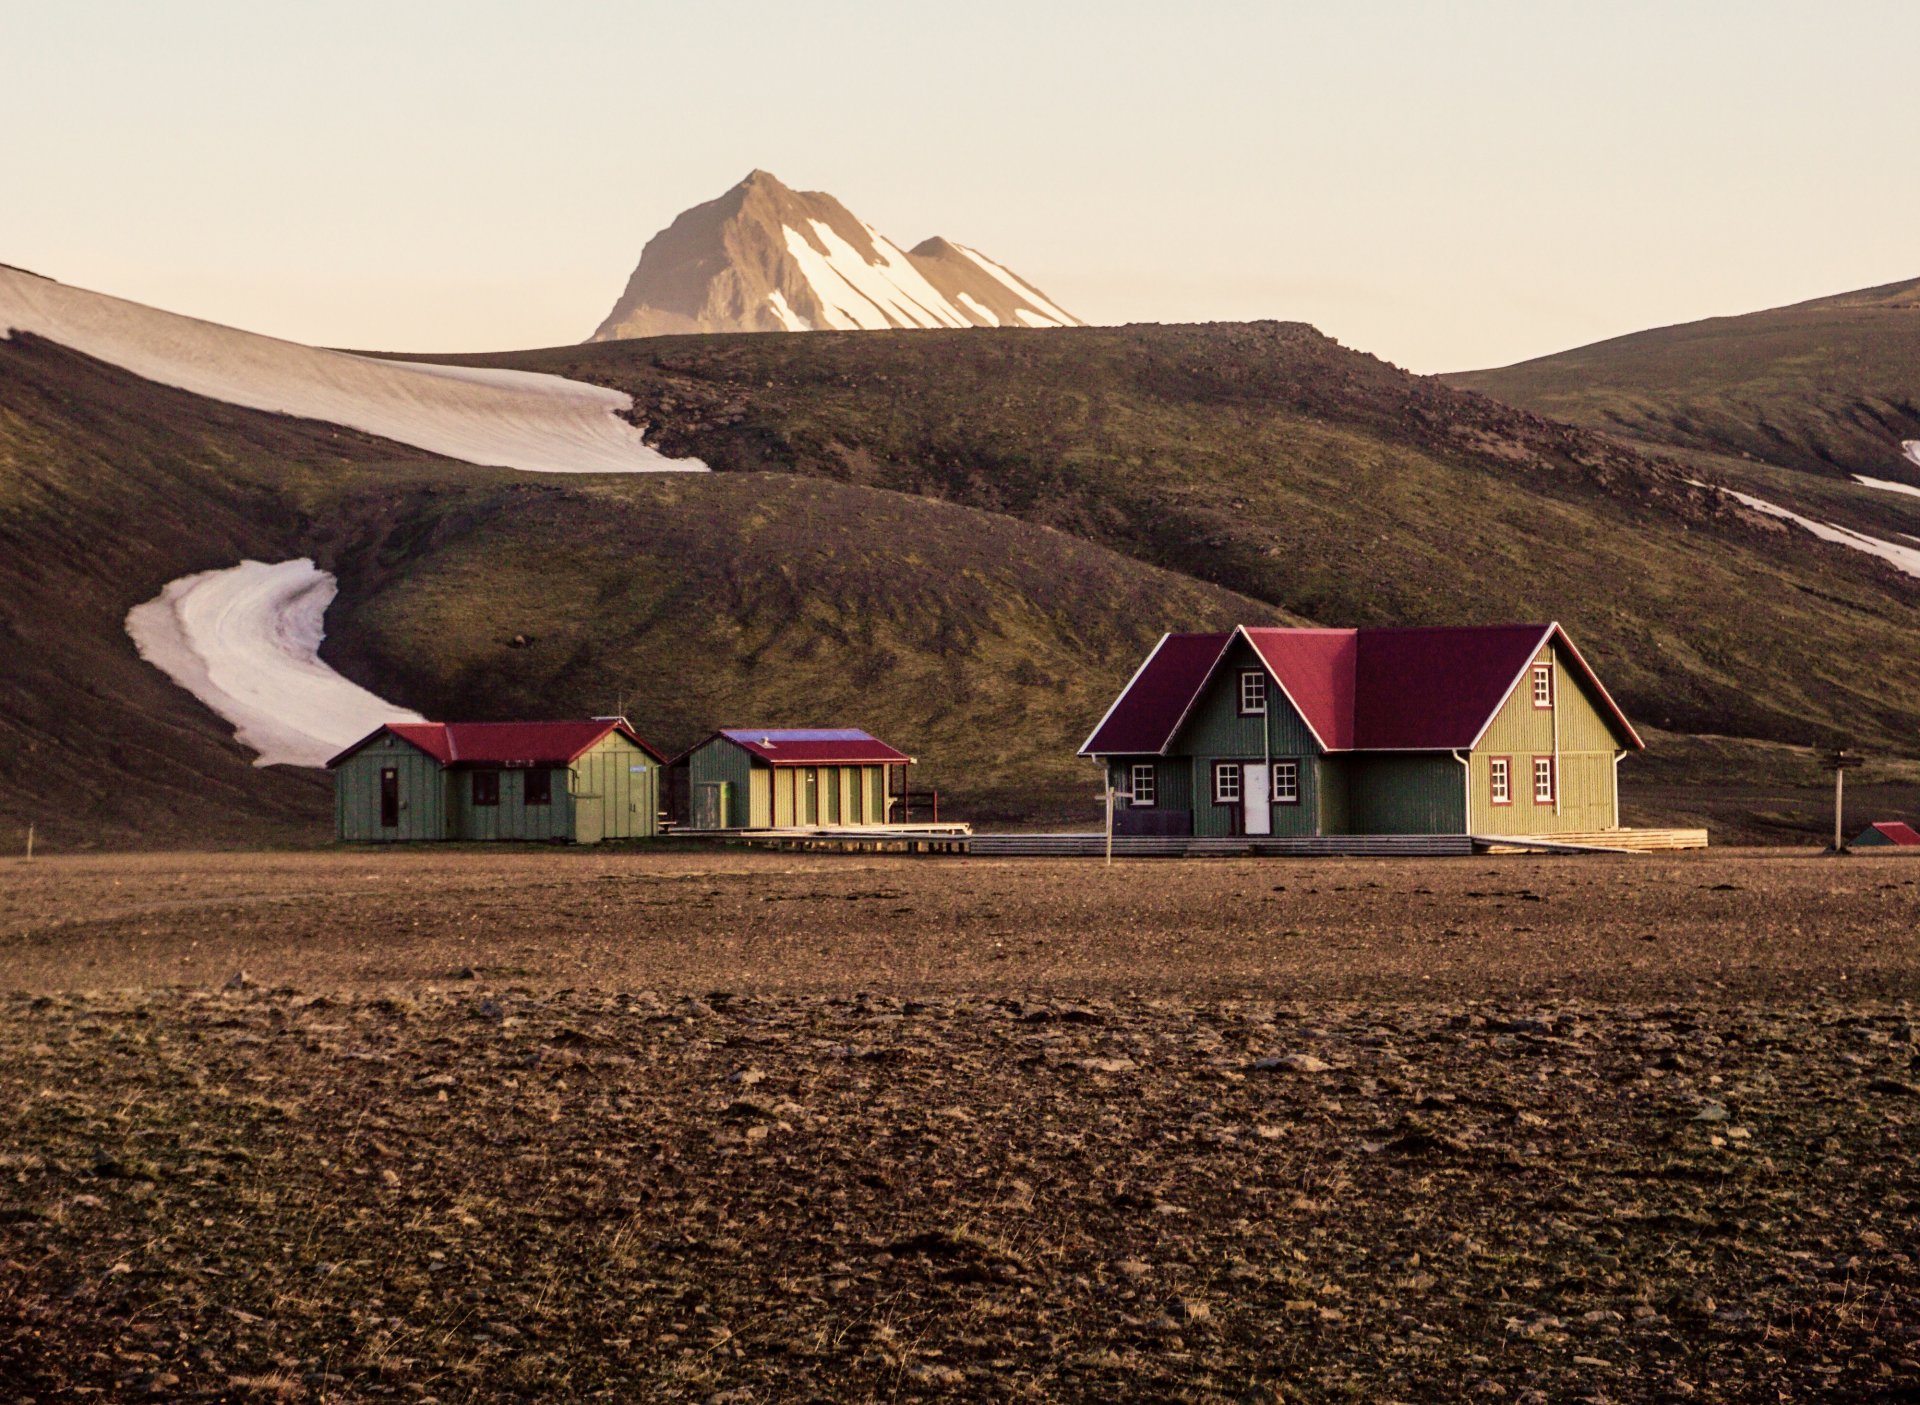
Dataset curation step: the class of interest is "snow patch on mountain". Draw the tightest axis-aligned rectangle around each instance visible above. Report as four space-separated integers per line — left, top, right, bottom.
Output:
956 292 1000 326
1904 440 1920 470
1698 481 1920 580
1853 474 1920 500
953 244 1076 327
766 290 811 332
126 559 423 768
1 265 704 474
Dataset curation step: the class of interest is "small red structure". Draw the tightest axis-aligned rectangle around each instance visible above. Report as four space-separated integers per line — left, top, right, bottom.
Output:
1852 821 1920 848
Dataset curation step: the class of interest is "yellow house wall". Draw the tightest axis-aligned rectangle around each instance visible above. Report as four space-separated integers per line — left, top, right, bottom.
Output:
1468 640 1630 835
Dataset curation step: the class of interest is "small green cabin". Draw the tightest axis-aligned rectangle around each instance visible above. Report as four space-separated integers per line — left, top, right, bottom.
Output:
1082 624 1643 838
678 728 913 830
327 719 667 844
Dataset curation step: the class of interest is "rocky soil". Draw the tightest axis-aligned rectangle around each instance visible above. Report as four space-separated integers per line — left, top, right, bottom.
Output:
2 850 1917 1401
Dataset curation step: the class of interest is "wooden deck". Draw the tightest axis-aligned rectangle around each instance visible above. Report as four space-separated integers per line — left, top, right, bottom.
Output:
1472 828 1710 854
664 826 1706 858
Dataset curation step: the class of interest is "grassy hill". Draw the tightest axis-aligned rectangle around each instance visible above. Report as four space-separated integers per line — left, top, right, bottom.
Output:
9 315 1920 849
1450 277 1920 491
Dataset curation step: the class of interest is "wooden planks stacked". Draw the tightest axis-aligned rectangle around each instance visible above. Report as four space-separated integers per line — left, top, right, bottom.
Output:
1474 828 1709 854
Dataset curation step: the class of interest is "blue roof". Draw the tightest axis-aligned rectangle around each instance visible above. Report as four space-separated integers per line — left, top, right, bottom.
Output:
720 728 877 743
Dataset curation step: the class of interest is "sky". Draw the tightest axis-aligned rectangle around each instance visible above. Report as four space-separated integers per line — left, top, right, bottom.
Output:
4 0 1915 373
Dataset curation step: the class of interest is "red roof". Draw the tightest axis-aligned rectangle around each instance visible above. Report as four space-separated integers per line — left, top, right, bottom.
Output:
326 719 665 769
1078 633 1234 758
704 728 912 766
1864 821 1920 846
1081 623 1642 755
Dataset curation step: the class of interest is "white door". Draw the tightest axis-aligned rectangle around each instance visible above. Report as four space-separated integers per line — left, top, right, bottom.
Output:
1243 763 1271 835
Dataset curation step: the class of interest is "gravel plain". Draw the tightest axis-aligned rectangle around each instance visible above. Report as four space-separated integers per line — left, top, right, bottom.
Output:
2 848 1916 1402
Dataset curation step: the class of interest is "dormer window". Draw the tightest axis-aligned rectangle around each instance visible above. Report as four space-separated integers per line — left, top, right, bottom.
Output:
1238 670 1267 716
1532 663 1553 709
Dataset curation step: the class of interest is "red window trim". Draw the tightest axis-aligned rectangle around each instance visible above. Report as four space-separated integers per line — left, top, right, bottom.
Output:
1531 755 1555 805
1212 760 1244 806
1531 663 1554 709
1236 670 1267 717
1271 756 1302 805
1489 754 1513 807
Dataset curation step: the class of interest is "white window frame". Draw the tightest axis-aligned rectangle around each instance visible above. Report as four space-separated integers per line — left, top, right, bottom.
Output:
1532 663 1553 709
1213 761 1242 804
1490 756 1511 806
1238 670 1267 716
1533 755 1555 804
1129 763 1156 808
1271 758 1300 804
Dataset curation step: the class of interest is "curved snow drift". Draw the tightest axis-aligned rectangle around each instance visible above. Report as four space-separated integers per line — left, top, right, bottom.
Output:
0 265 703 474
1854 474 1920 501
1905 440 1920 471
127 559 422 768
1697 481 1920 581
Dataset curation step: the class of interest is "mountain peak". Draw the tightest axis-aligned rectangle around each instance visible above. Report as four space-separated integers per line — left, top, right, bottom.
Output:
589 175 1081 341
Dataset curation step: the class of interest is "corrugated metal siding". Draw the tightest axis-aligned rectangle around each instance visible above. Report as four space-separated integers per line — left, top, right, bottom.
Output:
1168 637 1322 838
1468 642 1624 834
1348 754 1467 834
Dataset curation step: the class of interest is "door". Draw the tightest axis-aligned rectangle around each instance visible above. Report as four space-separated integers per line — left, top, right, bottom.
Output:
575 794 604 845
803 768 819 824
1243 763 1271 836
379 768 399 831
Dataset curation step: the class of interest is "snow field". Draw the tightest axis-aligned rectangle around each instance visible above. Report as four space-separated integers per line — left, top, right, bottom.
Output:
126 559 423 768
0 265 705 474
1696 481 1920 581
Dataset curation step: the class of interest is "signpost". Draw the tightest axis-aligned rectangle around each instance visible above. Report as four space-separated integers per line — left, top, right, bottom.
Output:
1825 748 1863 852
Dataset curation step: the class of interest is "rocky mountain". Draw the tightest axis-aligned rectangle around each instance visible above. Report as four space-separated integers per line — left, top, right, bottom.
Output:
589 170 1082 340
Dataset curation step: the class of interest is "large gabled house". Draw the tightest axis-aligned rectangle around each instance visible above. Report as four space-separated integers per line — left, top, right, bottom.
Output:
1080 624 1643 838
327 719 667 843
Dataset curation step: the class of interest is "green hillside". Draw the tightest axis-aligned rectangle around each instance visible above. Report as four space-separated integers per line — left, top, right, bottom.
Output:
8 315 1920 849
1450 277 1920 489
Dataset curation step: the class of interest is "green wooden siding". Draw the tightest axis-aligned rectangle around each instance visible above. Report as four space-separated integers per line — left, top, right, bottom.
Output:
687 737 757 828
1105 756 1195 815
334 735 446 842
1165 637 1324 838
1346 753 1468 834
1468 640 1629 835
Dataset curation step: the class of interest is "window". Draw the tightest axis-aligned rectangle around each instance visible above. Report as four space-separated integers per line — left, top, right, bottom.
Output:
523 768 551 806
1489 757 1511 806
1272 758 1300 804
1213 762 1242 804
1129 763 1156 807
1532 663 1553 709
1238 670 1267 716
472 770 500 807
1533 756 1555 804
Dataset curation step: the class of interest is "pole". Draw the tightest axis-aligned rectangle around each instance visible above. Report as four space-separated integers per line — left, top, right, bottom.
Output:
24 824 32 861
1105 783 1115 868
1834 765 1844 852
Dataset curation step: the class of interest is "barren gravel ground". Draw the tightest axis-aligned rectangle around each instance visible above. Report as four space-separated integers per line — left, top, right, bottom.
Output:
2 849 1917 1402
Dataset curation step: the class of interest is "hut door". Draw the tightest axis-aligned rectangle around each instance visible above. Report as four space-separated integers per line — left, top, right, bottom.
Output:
803 768 818 824
379 768 399 829
1243 763 1271 836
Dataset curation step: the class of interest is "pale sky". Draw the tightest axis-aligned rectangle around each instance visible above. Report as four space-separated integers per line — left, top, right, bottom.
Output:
5 1 1915 373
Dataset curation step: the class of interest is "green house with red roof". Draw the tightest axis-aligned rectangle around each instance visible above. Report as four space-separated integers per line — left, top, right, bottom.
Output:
1081 624 1643 838
326 719 667 843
